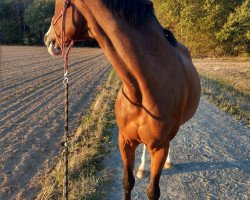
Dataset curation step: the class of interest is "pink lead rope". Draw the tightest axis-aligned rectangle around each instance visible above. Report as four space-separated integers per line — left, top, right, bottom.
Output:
51 0 72 199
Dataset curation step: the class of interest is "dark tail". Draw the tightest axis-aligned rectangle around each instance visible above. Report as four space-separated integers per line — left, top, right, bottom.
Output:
163 28 177 47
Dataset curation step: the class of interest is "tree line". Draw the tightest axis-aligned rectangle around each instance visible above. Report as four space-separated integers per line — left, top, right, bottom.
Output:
0 0 249 56
0 0 54 45
154 0 249 56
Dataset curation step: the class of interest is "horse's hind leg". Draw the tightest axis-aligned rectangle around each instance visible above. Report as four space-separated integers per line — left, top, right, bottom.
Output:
164 145 173 169
118 133 138 200
137 144 147 179
147 145 169 200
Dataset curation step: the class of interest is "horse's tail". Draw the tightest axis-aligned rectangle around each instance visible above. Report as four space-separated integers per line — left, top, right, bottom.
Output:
164 28 177 47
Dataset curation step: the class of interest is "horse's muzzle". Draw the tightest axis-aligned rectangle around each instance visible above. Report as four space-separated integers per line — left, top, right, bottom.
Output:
44 26 62 56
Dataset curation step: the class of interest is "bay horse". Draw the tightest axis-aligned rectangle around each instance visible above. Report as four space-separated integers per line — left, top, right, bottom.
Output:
44 0 201 199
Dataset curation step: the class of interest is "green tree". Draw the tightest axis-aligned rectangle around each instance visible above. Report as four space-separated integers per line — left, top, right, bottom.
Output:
153 0 246 56
0 0 22 43
0 19 19 43
217 0 250 55
154 0 182 28
24 0 54 44
0 0 34 44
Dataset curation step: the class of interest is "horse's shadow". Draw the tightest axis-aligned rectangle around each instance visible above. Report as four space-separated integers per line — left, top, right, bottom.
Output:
160 160 250 176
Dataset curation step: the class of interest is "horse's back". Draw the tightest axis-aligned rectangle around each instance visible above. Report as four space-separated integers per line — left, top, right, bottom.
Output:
177 42 191 59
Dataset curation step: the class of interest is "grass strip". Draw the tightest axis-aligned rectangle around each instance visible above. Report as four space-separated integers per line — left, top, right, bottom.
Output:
200 74 250 127
38 70 121 199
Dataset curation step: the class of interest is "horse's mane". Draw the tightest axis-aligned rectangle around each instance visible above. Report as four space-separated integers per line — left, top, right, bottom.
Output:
102 0 177 47
102 0 153 25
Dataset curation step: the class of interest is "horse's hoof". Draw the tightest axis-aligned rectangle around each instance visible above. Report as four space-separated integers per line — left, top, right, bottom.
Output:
136 169 146 179
164 162 173 169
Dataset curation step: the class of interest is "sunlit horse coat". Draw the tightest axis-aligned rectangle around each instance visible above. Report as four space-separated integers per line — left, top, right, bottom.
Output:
44 0 201 199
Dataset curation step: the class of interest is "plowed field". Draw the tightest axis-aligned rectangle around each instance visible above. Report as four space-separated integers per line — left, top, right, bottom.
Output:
0 46 110 199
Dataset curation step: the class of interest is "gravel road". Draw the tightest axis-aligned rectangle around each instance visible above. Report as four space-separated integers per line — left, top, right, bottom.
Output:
105 100 249 199
0 46 110 199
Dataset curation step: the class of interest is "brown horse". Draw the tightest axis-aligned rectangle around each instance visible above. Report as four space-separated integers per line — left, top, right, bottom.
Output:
44 0 201 199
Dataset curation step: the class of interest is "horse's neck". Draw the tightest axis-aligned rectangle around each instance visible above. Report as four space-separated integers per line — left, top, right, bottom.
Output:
102 31 144 103
81 1 150 102
80 1 169 103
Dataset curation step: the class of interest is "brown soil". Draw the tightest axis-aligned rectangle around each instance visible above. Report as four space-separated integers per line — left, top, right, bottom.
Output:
0 46 110 200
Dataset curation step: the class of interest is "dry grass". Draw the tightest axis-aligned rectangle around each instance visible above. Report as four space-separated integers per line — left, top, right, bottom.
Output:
194 58 250 127
37 70 121 199
194 58 250 95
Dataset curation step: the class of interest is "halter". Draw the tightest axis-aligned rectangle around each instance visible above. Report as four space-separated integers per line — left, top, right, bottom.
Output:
52 0 74 74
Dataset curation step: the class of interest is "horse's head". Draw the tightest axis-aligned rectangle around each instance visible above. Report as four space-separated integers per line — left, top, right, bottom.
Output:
44 0 91 56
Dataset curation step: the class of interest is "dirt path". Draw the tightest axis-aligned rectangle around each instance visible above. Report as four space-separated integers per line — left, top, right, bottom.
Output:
105 100 249 199
0 46 110 200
